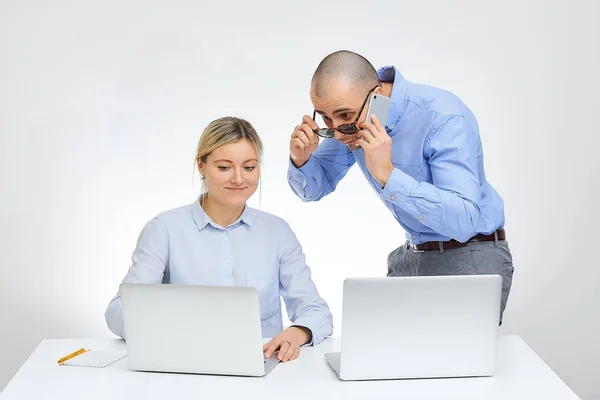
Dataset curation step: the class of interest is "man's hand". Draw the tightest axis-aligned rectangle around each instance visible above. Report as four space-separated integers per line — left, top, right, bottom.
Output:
356 115 394 187
263 326 312 362
290 115 320 168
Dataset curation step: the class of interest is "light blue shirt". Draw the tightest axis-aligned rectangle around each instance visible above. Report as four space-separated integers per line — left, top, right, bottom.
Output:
288 66 505 244
105 199 333 345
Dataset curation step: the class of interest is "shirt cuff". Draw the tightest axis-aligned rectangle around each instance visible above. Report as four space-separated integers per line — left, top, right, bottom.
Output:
380 167 417 210
288 157 317 191
291 315 330 346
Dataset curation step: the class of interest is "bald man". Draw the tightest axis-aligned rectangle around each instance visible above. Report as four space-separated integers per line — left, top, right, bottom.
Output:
287 50 514 323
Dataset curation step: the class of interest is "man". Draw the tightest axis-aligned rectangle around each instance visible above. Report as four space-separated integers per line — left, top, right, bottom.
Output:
287 50 514 323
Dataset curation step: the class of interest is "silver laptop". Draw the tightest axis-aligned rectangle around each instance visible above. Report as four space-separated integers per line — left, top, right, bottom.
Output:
325 275 502 381
120 283 279 376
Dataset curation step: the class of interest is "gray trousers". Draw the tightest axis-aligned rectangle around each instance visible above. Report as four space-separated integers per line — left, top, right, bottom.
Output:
387 239 514 324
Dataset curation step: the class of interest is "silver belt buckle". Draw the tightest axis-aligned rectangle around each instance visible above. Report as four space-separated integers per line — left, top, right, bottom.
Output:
410 242 424 253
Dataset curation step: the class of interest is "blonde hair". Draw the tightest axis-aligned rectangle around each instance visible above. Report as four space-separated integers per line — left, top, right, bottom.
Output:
195 117 264 202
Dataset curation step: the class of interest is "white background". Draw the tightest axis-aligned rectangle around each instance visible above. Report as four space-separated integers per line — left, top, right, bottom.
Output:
0 0 598 398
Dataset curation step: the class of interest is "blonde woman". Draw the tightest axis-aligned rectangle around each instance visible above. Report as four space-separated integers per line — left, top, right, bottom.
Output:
105 117 332 363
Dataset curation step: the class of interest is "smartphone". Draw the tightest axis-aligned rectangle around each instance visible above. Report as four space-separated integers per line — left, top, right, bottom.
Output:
365 93 391 126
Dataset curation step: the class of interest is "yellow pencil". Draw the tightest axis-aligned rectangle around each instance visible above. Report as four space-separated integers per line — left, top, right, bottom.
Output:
57 348 88 364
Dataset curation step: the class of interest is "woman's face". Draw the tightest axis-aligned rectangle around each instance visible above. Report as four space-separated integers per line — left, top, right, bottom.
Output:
199 139 260 207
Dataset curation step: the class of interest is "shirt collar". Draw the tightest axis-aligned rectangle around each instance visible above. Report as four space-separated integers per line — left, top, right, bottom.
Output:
191 197 255 231
377 65 406 136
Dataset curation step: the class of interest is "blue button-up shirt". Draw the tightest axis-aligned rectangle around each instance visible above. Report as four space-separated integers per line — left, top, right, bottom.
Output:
105 200 333 344
288 66 505 244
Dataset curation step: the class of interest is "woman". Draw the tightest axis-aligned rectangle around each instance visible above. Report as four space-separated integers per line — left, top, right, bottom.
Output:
105 117 333 363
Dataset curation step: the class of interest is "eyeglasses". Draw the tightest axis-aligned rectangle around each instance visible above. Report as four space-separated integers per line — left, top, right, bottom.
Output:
312 86 379 139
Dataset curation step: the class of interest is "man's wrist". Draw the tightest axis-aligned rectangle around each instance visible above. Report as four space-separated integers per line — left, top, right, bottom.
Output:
375 163 395 187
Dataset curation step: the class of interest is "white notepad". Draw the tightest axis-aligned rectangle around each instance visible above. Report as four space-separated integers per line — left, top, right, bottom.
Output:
61 349 127 368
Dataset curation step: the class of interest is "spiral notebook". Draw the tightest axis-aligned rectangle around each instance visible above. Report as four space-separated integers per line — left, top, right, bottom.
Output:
61 349 127 368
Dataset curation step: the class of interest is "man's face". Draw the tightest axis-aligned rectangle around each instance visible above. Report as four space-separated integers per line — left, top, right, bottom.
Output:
311 77 382 151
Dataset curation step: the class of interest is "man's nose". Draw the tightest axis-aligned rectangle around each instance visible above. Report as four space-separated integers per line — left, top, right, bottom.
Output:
333 130 345 140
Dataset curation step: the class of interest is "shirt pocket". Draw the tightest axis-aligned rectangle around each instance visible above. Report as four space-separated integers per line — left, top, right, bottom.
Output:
245 271 280 321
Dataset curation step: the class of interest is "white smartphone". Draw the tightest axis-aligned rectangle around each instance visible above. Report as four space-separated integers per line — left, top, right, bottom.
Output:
365 93 391 126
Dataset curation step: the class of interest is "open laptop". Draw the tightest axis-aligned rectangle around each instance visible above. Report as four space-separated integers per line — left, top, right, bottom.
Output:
325 275 502 381
119 283 279 376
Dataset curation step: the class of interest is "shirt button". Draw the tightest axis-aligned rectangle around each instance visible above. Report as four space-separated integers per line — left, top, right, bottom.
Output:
390 195 396 201
223 230 228 235
412 234 417 239
225 258 230 264
419 216 424 221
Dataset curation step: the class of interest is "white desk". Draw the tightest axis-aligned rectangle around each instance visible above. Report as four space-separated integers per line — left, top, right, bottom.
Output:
0 335 579 400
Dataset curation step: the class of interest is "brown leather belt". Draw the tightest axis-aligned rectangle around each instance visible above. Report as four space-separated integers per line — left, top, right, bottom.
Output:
413 229 506 251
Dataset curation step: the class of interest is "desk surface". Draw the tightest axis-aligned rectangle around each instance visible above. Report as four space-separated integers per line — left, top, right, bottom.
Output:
0 335 579 400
